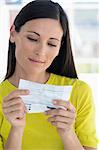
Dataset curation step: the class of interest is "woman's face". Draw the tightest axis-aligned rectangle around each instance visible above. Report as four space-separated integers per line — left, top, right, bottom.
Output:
10 18 63 74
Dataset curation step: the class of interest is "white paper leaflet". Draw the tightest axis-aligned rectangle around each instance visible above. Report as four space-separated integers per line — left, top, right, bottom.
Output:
18 79 72 113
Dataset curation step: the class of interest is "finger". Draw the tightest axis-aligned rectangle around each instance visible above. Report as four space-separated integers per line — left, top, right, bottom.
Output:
45 108 76 119
6 110 26 119
48 116 73 125
3 103 26 114
53 100 76 113
3 89 29 102
3 97 23 108
51 121 70 131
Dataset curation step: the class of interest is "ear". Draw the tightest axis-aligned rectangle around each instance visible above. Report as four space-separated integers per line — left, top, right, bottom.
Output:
9 25 16 43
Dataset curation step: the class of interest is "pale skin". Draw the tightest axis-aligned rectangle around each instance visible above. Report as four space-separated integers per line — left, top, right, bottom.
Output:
2 18 96 150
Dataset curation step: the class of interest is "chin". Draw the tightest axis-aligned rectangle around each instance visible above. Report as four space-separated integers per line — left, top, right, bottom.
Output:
26 67 43 74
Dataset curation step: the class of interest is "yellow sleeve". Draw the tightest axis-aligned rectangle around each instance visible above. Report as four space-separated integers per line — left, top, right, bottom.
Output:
0 95 4 150
75 80 97 148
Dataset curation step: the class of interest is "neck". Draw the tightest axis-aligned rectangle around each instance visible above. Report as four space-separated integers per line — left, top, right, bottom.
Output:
8 66 50 88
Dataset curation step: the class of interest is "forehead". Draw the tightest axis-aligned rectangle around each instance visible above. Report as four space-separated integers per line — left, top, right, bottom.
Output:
20 18 63 38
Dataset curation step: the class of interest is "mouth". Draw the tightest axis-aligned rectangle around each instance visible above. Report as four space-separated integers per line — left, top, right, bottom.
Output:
28 58 45 64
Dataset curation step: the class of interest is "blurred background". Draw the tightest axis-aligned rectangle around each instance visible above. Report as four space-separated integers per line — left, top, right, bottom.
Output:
0 0 99 148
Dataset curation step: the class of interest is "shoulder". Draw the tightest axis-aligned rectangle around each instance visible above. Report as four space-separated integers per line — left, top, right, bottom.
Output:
0 80 9 93
71 79 94 112
71 78 93 103
50 73 93 102
0 80 16 101
49 73 77 86
0 80 8 103
50 73 91 91
73 79 92 98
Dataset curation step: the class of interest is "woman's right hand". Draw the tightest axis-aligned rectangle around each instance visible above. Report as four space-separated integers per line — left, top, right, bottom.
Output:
2 89 29 128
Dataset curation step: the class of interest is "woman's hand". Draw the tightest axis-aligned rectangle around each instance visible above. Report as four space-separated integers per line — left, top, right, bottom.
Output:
44 100 76 137
2 89 29 128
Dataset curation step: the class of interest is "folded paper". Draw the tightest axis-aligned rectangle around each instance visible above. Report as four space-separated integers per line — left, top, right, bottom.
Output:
19 79 72 113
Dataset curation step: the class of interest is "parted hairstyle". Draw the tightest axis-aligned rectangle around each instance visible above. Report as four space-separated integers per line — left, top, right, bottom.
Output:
4 0 78 80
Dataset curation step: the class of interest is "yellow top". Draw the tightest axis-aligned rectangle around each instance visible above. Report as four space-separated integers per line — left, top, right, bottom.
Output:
0 73 97 149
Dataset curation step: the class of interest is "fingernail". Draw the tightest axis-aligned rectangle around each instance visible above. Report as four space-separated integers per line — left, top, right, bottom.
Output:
25 90 30 94
52 122 56 125
24 109 27 113
52 100 57 104
44 111 47 115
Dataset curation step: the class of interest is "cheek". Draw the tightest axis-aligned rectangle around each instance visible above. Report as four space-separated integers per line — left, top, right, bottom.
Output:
46 49 59 65
15 49 24 64
15 45 28 64
15 40 31 58
49 48 59 59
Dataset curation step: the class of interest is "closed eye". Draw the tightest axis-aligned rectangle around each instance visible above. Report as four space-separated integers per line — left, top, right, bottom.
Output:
48 43 57 47
27 37 38 42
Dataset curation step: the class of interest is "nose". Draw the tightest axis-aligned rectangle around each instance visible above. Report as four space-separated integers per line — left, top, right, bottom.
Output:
35 42 47 56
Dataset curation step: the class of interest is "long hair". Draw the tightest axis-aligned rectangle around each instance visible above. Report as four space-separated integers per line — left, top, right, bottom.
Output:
4 0 78 80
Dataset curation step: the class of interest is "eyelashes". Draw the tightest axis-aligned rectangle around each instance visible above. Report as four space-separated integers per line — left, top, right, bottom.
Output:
27 37 57 47
27 37 38 42
48 43 57 47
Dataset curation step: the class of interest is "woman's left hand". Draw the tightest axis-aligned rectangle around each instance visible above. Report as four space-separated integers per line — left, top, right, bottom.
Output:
44 100 76 137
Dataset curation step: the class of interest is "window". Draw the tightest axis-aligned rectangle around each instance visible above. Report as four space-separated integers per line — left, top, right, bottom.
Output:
5 0 21 4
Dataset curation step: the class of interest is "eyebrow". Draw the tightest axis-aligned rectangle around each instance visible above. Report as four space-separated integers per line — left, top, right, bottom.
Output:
27 31 60 41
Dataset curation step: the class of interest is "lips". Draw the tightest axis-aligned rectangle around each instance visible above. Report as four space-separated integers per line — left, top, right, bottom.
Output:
28 58 45 64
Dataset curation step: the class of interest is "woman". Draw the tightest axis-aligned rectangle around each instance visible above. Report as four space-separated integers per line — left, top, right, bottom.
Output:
0 0 97 150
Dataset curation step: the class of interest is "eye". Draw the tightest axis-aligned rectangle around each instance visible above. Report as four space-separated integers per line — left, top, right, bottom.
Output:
48 43 57 47
27 37 38 42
